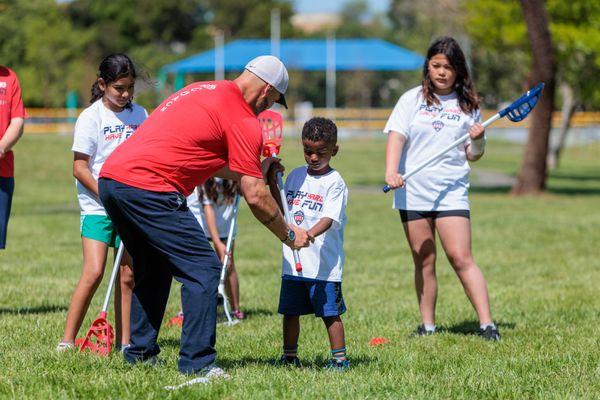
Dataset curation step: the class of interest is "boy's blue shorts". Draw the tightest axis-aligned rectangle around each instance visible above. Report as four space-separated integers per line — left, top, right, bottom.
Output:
278 277 346 317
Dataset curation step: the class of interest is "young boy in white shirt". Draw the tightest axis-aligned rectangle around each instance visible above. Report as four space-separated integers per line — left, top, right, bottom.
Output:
269 117 349 371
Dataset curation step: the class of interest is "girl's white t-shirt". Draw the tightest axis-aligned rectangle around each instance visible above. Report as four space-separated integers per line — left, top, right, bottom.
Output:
187 178 237 239
282 166 348 282
383 86 481 211
72 100 148 215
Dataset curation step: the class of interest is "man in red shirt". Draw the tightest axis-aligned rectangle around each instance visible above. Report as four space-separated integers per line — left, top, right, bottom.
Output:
0 66 27 250
99 56 311 377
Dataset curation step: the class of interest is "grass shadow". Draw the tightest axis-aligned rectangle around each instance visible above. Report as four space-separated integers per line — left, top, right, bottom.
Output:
159 337 181 348
233 307 275 318
217 353 375 370
438 320 516 336
547 187 600 195
303 353 374 369
549 172 600 182
0 304 68 315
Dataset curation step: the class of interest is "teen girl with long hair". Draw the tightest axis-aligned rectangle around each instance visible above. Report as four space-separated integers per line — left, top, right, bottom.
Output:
384 37 500 340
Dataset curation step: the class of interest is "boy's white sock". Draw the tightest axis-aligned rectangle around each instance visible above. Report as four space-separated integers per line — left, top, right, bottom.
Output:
424 324 436 332
480 323 497 330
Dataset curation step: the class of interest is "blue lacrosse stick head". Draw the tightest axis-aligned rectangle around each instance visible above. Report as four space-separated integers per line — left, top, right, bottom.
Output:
500 82 544 122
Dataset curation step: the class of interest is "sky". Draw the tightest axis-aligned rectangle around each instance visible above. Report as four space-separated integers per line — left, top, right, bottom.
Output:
294 0 390 14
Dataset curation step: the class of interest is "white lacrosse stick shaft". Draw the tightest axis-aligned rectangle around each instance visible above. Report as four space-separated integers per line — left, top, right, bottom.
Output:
271 151 302 272
101 241 125 313
218 194 241 325
401 113 500 182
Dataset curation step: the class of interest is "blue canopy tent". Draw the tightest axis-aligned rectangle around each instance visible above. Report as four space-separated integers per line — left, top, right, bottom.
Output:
160 38 424 107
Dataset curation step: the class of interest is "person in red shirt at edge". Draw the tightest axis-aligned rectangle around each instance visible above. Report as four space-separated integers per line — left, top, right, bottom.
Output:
98 55 312 379
0 66 27 250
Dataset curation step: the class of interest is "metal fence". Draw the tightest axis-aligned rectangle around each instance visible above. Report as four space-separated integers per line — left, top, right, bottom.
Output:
24 108 600 135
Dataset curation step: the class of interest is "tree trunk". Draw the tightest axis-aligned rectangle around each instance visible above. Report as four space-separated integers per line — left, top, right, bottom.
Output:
547 81 576 170
511 0 557 195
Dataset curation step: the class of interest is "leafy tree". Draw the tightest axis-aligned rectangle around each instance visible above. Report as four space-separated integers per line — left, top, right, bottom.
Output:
0 0 92 107
388 0 467 55
206 0 297 40
64 0 214 107
464 0 600 169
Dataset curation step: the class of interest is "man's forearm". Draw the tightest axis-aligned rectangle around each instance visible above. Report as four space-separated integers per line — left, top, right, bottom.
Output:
241 175 288 241
267 175 284 212
0 118 24 153
247 189 288 241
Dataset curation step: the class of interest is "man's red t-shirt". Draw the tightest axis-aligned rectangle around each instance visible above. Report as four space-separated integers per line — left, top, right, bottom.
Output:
100 81 264 196
0 66 27 178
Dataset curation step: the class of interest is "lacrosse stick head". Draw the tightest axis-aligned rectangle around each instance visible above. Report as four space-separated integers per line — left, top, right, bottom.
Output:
258 110 283 157
501 82 544 122
76 311 114 356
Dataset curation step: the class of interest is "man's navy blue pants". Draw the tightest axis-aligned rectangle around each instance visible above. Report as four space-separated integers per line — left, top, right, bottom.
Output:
0 177 15 249
99 178 222 374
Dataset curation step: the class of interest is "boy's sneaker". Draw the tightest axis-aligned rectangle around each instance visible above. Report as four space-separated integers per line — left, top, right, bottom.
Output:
324 359 350 371
56 341 75 352
415 324 435 336
479 326 501 341
275 355 302 368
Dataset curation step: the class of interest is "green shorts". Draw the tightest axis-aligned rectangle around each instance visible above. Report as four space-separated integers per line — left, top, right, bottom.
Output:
80 214 121 248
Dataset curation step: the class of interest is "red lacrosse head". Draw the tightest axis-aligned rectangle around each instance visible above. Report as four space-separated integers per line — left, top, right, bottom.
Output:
167 312 184 328
258 110 283 157
76 311 114 356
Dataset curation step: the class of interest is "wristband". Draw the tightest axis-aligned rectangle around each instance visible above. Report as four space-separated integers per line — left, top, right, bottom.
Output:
470 136 486 156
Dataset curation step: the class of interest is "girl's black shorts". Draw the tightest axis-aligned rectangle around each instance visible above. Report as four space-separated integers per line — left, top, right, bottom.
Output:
399 209 470 222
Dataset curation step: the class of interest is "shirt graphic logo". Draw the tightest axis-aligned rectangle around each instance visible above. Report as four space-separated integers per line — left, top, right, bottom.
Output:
0 82 6 88
293 210 305 225
432 120 445 132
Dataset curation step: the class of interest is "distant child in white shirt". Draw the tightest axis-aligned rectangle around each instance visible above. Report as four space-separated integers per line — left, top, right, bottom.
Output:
58 53 147 351
269 117 349 371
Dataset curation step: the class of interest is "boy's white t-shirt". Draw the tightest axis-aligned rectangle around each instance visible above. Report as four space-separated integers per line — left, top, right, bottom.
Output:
72 100 148 215
187 178 237 239
383 86 481 211
281 166 348 282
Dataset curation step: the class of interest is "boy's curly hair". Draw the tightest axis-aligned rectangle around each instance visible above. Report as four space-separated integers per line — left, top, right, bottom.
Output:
301 117 337 145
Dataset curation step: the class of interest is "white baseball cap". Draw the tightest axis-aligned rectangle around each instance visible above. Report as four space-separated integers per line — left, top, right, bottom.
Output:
245 55 289 108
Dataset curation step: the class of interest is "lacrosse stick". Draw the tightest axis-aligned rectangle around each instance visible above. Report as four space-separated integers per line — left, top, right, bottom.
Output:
76 241 125 355
218 194 241 326
383 83 545 193
258 110 302 272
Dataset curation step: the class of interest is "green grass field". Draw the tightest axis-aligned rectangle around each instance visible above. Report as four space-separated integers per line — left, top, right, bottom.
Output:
1 134 599 399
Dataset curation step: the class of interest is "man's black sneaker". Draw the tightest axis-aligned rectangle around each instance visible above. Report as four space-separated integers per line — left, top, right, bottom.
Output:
275 355 302 368
415 324 435 336
479 326 501 341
